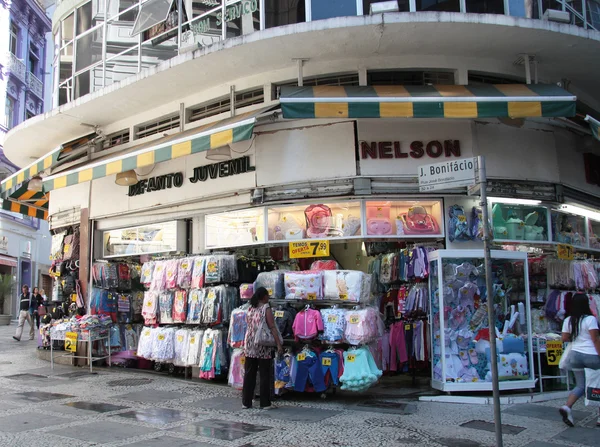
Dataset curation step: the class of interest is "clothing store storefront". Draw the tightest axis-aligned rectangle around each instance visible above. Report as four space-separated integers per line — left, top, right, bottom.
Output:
29 95 600 396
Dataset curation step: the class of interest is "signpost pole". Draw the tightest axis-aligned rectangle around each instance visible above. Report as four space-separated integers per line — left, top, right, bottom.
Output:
477 155 504 447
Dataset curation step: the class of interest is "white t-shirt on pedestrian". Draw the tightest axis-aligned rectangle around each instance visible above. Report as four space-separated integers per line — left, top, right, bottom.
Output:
562 315 600 356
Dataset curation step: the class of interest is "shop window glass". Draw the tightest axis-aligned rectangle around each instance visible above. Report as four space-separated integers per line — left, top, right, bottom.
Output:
415 0 460 12
182 8 221 49
363 0 409 13
62 13 75 44
76 1 94 35
364 200 443 237
466 0 504 13
589 219 600 250
265 0 306 28
551 211 587 247
75 27 103 73
267 202 362 242
132 0 173 36
490 202 549 242
103 221 180 257
9 22 18 56
224 0 260 38
310 0 358 20
205 208 266 249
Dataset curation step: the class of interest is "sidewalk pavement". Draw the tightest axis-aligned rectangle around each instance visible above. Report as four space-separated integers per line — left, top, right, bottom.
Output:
0 322 597 447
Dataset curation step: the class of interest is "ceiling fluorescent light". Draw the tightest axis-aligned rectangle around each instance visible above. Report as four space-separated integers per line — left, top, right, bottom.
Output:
560 204 600 221
488 197 542 205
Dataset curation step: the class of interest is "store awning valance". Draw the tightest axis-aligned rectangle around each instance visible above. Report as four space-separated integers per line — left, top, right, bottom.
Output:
280 85 577 119
585 115 600 141
43 105 277 192
1 180 49 220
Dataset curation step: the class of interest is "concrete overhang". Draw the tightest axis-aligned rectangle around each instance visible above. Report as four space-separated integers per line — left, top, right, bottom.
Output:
6 12 600 168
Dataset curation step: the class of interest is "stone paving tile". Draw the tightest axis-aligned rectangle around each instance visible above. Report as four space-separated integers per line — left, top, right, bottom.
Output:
123 435 214 447
112 390 187 403
555 427 600 446
460 420 526 435
49 401 130 415
503 403 589 423
0 412 70 433
185 396 245 412
168 418 272 441
260 405 342 423
47 420 155 443
4 391 74 403
111 407 201 426
522 442 570 447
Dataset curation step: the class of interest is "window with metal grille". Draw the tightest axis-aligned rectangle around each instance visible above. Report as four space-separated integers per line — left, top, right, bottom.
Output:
102 129 131 150
468 72 524 85
273 73 359 98
367 70 455 86
188 87 264 123
134 114 180 140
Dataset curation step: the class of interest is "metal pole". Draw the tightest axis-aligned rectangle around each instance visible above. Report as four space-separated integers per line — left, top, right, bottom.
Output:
478 155 504 447
177 0 183 51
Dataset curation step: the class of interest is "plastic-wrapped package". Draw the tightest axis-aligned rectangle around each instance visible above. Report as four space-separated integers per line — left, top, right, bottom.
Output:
191 256 207 289
310 260 340 270
199 329 225 379
228 349 246 390
221 285 239 322
205 255 238 284
124 325 139 351
137 326 154 359
151 261 167 291
174 329 190 366
187 289 205 324
117 263 132 291
320 308 347 343
177 258 194 289
142 292 158 325
324 270 371 302
240 284 254 300
254 271 285 298
228 306 248 348
159 292 174 324
186 329 204 366
200 287 222 325
165 259 179 289
172 290 187 323
132 291 144 317
284 270 324 300
344 308 383 345
151 327 175 362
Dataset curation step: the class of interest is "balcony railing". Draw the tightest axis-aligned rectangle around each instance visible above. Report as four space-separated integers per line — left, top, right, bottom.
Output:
54 0 600 107
5 52 26 83
27 72 44 99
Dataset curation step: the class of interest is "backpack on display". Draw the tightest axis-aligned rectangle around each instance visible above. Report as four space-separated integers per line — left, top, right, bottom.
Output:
400 206 440 235
366 202 393 235
448 205 472 242
304 204 332 238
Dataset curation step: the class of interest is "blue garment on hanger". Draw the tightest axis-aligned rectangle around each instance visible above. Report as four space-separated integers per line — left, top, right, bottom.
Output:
294 352 326 392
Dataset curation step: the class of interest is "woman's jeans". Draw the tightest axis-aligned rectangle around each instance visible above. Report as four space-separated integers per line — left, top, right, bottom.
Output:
566 351 600 399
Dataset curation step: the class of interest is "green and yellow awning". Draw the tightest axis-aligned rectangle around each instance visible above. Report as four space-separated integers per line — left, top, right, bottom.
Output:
280 85 576 119
43 106 276 192
0 151 59 196
586 115 600 141
1 181 49 220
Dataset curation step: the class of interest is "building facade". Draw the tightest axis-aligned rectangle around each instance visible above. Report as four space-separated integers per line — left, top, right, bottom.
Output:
0 0 52 317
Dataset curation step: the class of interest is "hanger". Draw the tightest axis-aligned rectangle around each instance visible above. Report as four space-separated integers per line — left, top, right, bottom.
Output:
327 345 336 353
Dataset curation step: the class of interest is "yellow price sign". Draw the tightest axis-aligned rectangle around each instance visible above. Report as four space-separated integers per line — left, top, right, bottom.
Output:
288 240 330 259
557 244 574 261
190 337 196 345
306 293 317 301
240 357 246 365
274 311 285 318
65 332 77 353
322 357 332 366
297 353 306 361
349 315 359 324
339 293 348 301
347 354 356 363
327 315 338 323
546 340 563 366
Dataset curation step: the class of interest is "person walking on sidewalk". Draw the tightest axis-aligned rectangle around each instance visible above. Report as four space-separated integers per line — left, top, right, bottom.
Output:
13 285 35 341
559 293 600 427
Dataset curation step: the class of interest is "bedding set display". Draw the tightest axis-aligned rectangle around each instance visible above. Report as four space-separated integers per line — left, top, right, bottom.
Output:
428 250 535 391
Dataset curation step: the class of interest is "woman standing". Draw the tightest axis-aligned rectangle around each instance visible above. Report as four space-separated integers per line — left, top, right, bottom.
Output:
242 287 283 410
559 293 600 427
32 287 44 329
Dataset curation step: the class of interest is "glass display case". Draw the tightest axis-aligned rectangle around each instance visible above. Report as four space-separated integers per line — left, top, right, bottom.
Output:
102 220 185 258
428 250 535 392
267 202 362 242
205 207 266 249
551 210 587 247
364 200 443 238
490 201 550 242
589 219 600 250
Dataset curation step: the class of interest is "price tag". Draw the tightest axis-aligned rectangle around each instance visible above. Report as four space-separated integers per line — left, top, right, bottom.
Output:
347 354 356 363
274 311 284 318
65 332 77 353
190 337 196 345
297 353 306 361
405 324 411 331
349 315 359 324
289 240 330 259
267 288 273 296
306 293 316 301
206 338 212 346
458 215 467 222
557 244 574 261
145 301 152 307
177 335 184 343
158 334 165 341
339 293 348 300
546 340 563 366
240 357 246 365
328 315 338 323
251 261 257 267
181 263 188 269
63 244 71 254
322 357 332 366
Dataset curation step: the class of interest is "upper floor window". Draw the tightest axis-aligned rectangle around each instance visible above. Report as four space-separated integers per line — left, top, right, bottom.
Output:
28 45 40 76
5 97 15 130
9 23 19 56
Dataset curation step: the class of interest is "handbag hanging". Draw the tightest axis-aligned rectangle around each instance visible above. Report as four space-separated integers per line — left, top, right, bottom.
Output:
558 342 572 370
584 368 600 407
254 305 282 347
37 305 47 316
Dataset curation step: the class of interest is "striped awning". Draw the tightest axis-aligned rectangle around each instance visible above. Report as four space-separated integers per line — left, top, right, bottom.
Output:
1 180 49 220
0 150 59 197
586 115 600 141
280 85 577 119
43 105 277 192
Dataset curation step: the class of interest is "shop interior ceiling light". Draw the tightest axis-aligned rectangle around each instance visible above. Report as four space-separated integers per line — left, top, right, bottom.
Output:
560 204 600 221
488 197 542 205
27 176 43 192
205 145 232 161
115 170 138 186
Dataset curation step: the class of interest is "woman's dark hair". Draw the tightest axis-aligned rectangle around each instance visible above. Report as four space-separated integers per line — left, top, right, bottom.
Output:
250 287 269 308
569 293 592 339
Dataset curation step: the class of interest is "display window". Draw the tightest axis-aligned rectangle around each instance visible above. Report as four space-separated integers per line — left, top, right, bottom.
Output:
102 221 182 257
588 219 600 249
364 200 443 238
205 207 266 249
266 202 362 241
490 202 550 242
551 210 587 247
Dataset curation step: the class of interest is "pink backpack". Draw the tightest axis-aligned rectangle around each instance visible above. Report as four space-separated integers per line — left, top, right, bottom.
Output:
366 202 392 235
304 204 332 238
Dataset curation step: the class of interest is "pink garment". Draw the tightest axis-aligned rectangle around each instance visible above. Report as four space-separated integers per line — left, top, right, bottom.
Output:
381 331 390 372
389 322 408 371
292 309 324 340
